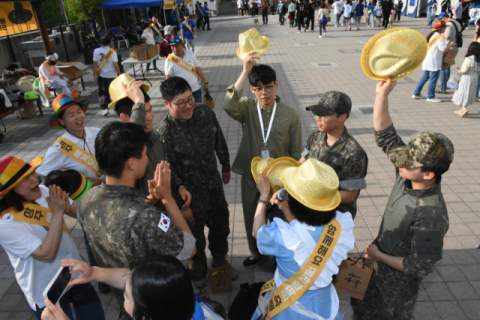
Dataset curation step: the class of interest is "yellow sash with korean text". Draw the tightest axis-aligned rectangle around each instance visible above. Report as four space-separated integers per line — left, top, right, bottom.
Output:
0 204 70 234
182 21 194 35
259 219 341 319
428 35 442 51
52 137 102 177
167 54 198 77
96 48 115 75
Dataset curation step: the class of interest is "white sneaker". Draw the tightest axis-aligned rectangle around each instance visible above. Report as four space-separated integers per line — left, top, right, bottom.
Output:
324 33 327 37
319 35 322 38
149 70 155 74
427 98 442 103
335 24 338 27
101 109 109 117
108 109 116 116
412 94 423 99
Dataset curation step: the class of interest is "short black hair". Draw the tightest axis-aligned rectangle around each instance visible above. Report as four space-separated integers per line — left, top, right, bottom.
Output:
115 88 151 117
248 65 277 87
288 192 336 227
160 76 192 101
95 122 150 178
129 255 195 320
421 165 450 183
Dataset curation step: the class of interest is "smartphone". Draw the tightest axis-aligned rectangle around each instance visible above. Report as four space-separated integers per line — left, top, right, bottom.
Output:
42 266 80 305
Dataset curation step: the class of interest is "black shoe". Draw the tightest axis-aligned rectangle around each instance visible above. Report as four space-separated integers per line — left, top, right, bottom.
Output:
98 282 111 294
207 28 211 30
243 256 269 268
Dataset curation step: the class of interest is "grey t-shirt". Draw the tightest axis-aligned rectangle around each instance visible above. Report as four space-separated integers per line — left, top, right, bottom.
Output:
453 2 462 19
445 20 461 51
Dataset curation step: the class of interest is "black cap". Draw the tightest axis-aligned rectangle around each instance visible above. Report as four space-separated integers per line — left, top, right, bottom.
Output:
100 35 111 45
305 91 352 116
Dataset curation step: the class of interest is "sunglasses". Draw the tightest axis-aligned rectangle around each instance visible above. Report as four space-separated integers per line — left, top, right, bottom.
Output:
169 38 182 44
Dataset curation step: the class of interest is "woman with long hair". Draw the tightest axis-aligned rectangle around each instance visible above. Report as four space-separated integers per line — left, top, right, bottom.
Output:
452 42 480 117
317 2 329 38
343 0 353 30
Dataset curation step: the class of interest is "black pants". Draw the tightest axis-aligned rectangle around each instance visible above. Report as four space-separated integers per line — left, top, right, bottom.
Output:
305 14 314 30
271 5 275 14
461 18 469 31
251 8 256 17
289 11 295 26
97 76 115 110
203 16 210 29
382 14 389 28
262 11 268 23
279 12 285 24
395 10 401 20
297 13 304 30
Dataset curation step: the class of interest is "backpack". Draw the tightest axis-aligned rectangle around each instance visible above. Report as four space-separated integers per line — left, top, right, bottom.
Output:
282 4 288 14
228 282 265 320
451 20 463 48
321 14 328 24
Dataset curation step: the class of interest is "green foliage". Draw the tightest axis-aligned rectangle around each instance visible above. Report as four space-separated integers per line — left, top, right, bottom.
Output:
64 0 103 23
41 0 65 25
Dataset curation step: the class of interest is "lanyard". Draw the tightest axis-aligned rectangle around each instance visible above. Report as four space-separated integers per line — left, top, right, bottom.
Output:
257 101 277 148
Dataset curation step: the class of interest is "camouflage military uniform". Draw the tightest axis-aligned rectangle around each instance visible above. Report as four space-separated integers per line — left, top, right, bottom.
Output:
302 128 368 219
156 104 230 281
78 183 196 319
351 124 452 320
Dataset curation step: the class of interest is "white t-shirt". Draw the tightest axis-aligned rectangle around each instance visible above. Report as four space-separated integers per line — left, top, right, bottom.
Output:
141 29 156 45
422 33 448 72
238 0 243 8
333 1 345 14
37 127 102 178
343 4 353 17
453 2 462 19
93 46 119 79
165 48 201 92
0 185 80 310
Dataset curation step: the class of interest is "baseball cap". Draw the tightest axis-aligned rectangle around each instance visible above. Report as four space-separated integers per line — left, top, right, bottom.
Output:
164 25 174 34
388 131 454 169
305 91 352 117
437 12 447 20
168 36 184 45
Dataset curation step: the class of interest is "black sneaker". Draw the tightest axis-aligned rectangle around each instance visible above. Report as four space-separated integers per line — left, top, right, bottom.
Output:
98 282 111 294
243 256 269 268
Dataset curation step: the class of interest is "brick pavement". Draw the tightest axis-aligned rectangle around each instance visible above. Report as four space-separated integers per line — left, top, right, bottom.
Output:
0 13 480 320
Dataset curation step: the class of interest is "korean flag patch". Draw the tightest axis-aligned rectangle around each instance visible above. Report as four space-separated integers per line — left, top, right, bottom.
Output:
158 213 171 233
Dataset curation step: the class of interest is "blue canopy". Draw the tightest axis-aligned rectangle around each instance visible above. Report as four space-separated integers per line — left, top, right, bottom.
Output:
101 0 185 9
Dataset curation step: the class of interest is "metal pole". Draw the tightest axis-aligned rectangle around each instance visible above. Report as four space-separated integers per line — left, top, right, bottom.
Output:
32 1 53 54
123 9 126 22
101 10 107 34
59 0 69 25
59 24 70 62
47 20 52 34
163 7 167 25
6 36 15 62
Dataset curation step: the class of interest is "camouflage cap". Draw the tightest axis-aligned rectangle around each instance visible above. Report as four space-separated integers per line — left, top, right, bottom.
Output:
388 131 454 169
305 91 352 116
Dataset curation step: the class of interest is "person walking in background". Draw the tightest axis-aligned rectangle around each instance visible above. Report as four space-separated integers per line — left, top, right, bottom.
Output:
305 0 316 31
461 0 470 31
202 2 212 30
437 13 461 94
389 6 395 27
427 0 437 28
270 0 276 14
244 0 249 15
452 42 480 117
354 0 364 30
250 0 257 17
140 22 159 74
374 1 382 26
395 0 403 20
366 0 375 27
288 0 297 27
238 0 243 15
277 0 287 24
181 13 198 52
317 1 329 37
452 0 463 26
333 0 344 26
343 0 353 30
262 0 269 23
296 0 307 31
382 0 393 28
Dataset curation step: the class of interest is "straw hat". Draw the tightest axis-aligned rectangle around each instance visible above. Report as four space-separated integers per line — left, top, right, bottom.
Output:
0 156 44 201
237 28 270 60
282 159 340 212
264 157 299 197
251 157 273 183
108 73 150 110
49 94 89 129
16 76 36 93
361 28 427 81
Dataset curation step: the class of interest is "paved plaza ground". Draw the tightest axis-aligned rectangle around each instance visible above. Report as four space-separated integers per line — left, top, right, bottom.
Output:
1 12 480 320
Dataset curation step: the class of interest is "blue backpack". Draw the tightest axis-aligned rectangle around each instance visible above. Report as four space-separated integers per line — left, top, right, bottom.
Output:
321 14 327 24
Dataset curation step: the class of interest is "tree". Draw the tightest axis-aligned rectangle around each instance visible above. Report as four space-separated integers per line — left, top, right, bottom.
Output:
41 0 65 25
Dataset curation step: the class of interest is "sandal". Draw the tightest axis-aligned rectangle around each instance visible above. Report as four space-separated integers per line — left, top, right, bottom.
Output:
454 109 462 115
460 109 469 117
435 89 447 94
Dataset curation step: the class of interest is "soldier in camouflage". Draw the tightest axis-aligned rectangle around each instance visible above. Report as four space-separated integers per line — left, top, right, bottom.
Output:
300 91 368 219
156 76 236 288
78 121 196 320
351 79 454 320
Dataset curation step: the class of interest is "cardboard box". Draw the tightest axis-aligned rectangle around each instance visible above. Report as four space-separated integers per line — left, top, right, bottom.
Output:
146 44 159 59
57 62 86 81
129 44 148 60
209 264 233 294
18 100 36 119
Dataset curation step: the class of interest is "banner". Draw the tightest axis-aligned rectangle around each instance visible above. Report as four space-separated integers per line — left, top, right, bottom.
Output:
0 1 38 37
185 0 192 4
164 0 176 9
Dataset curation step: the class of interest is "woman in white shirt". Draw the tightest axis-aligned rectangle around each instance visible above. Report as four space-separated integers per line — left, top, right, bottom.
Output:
317 2 330 38
140 22 159 73
412 21 457 103
343 0 353 30
0 156 104 320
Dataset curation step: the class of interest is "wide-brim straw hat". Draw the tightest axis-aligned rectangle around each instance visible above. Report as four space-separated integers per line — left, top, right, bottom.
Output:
361 28 427 81
49 94 89 130
237 28 270 60
17 76 36 93
0 156 44 200
108 73 150 110
251 157 274 183
264 157 299 198
282 159 341 212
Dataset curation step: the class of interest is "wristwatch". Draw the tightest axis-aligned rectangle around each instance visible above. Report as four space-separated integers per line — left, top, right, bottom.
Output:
257 200 268 206
204 81 209 85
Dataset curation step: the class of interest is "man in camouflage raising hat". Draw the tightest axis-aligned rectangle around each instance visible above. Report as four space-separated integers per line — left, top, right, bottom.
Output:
301 91 368 219
351 79 454 320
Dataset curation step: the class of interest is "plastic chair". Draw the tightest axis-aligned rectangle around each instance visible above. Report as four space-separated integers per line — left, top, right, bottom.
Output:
114 32 130 49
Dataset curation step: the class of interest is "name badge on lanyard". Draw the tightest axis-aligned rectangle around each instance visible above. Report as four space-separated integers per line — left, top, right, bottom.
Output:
257 101 277 159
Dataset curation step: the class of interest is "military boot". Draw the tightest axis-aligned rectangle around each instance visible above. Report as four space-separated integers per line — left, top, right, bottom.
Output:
212 257 238 280
188 259 207 289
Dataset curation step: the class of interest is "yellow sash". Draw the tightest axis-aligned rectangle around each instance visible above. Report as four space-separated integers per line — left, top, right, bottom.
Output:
167 54 198 77
428 34 442 51
96 48 115 75
0 203 70 234
260 219 341 319
52 137 102 177
182 21 194 35
151 24 161 35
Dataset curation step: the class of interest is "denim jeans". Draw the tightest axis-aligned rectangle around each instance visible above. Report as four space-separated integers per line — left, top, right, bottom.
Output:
367 12 374 26
319 24 326 35
335 13 341 25
439 66 451 91
193 88 202 104
146 58 157 71
427 10 435 27
33 282 104 320
414 70 441 99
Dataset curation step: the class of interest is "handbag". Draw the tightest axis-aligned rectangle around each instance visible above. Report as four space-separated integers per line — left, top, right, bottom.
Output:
202 90 215 109
321 15 327 24
350 11 355 18
228 282 265 320
442 49 458 68
333 254 374 300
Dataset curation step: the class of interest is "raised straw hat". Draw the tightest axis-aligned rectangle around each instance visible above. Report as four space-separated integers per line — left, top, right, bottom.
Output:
282 159 340 212
251 157 274 183
108 73 150 110
237 28 270 60
263 157 299 198
361 28 427 81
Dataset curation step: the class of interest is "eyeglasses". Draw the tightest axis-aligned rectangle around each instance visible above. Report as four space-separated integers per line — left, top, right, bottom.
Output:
170 96 196 109
252 85 274 93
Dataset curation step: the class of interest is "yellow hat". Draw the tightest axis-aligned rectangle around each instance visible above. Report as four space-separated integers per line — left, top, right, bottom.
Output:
264 157 299 197
108 73 150 110
361 28 427 81
251 157 274 183
282 159 341 212
237 28 270 60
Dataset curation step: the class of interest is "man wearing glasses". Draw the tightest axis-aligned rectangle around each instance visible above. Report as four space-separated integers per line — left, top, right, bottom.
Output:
156 76 236 289
165 36 209 103
223 51 303 268
300 91 368 220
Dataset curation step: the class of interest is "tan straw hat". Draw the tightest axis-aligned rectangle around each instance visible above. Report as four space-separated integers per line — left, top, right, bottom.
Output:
237 28 270 60
264 157 299 197
251 157 274 183
361 28 427 81
108 73 150 110
282 159 341 212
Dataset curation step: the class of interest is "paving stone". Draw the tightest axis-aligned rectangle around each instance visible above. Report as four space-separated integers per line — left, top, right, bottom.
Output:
446 282 480 300
459 300 480 320
413 301 441 319
433 301 468 320
437 265 467 282
423 282 455 301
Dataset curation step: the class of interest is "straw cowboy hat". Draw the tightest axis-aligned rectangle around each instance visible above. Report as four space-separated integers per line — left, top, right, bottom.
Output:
237 28 270 60
49 94 89 129
361 28 427 81
282 159 341 212
251 157 274 183
16 76 36 93
263 157 299 197
108 73 150 110
0 156 44 201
